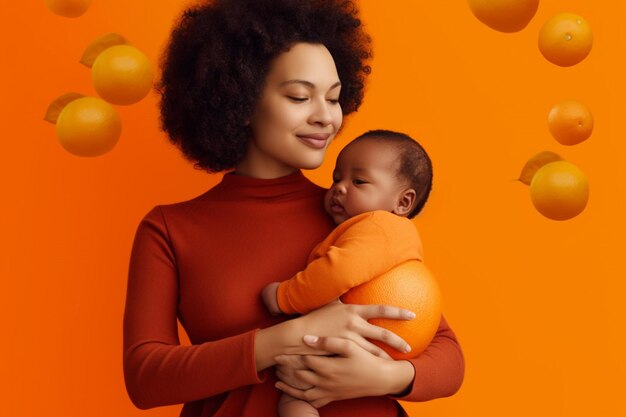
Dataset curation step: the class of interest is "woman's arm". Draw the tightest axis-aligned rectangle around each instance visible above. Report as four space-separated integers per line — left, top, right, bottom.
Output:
124 208 416 409
273 315 464 407
393 315 465 401
124 207 265 409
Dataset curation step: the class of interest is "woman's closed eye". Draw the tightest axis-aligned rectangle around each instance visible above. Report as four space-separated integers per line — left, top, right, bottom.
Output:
287 96 308 103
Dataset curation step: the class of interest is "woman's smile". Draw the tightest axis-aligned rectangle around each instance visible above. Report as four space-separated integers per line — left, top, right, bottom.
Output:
296 132 332 149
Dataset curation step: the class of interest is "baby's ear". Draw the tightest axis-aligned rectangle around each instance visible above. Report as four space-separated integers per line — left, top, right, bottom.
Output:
393 189 417 217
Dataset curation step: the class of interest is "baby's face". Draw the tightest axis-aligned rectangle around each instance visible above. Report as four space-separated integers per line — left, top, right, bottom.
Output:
324 139 407 224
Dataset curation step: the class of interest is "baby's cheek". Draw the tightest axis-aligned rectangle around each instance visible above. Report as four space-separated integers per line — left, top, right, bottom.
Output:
323 190 333 212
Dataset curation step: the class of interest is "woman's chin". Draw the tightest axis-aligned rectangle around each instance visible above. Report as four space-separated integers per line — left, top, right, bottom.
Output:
296 156 326 170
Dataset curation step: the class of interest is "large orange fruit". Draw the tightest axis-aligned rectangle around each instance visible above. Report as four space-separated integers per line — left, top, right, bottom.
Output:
538 13 593 67
468 0 539 33
530 160 589 220
341 261 441 360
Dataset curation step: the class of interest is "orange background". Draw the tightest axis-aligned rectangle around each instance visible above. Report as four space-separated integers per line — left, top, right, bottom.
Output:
1 1 625 416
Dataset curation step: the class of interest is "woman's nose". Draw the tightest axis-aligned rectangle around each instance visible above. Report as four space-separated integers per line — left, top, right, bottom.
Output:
309 98 333 126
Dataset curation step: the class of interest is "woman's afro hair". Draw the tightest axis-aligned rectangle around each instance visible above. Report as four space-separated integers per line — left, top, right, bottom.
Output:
158 0 372 172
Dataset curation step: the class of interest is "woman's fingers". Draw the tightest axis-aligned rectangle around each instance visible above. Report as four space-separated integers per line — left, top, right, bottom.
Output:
358 304 415 321
275 354 307 369
349 304 414 354
358 321 411 355
363 341 393 359
293 302 412 357
346 335 393 359
275 380 333 409
303 335 356 357
275 381 319 403
293 368 322 386
276 367 314 390
275 354 315 390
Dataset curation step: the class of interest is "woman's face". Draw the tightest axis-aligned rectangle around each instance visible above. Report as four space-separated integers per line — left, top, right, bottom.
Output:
239 43 343 178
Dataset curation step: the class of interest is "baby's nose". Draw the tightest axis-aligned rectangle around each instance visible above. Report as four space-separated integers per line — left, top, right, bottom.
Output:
333 183 347 194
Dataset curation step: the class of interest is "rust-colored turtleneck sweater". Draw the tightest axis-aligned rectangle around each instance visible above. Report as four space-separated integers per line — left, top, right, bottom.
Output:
124 171 464 417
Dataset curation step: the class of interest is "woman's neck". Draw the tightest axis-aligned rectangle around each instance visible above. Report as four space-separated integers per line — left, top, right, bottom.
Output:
233 165 298 179
234 156 298 179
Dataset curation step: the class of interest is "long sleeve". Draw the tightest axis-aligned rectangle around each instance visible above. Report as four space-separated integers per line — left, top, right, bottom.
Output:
123 207 264 409
123 172 415 417
277 211 423 315
393 315 465 402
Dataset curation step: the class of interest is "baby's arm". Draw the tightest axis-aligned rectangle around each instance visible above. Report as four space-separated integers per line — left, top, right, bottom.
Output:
269 212 423 315
261 282 282 315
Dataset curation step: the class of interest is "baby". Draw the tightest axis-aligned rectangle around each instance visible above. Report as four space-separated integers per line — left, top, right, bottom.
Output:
262 129 433 417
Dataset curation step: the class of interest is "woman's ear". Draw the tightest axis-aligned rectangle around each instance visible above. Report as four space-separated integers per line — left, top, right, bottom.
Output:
393 189 416 217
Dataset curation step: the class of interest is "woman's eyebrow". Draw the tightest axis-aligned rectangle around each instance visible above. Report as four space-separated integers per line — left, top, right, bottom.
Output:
279 80 342 90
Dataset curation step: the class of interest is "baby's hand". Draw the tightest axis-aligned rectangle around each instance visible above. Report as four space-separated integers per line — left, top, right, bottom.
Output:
261 282 283 315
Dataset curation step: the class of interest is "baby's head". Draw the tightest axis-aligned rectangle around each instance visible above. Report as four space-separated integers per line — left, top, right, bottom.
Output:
324 130 433 224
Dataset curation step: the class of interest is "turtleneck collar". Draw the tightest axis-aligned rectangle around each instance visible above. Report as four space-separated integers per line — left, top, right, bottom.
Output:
209 170 318 200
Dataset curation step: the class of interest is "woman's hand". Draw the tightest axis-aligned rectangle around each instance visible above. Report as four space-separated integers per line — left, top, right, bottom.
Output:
292 301 415 357
255 301 413 371
274 354 314 391
274 336 416 408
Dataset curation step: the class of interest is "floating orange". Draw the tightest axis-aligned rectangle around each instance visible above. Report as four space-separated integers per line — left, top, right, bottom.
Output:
55 97 122 157
91 45 154 106
468 0 539 33
530 160 589 220
538 13 593 67
548 100 593 146
45 0 93 18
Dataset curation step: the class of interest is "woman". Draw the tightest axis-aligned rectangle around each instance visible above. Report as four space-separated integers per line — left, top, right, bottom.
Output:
123 1 464 416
